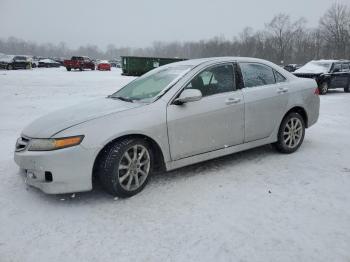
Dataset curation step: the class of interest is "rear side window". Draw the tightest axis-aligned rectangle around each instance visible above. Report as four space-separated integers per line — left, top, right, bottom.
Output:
274 70 287 83
240 63 275 88
342 63 349 71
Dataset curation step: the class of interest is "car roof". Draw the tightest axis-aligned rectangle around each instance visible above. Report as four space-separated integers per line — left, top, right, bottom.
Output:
168 57 279 67
310 59 340 64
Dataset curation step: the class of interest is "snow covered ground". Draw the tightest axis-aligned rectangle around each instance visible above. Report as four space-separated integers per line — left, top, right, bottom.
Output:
0 67 350 262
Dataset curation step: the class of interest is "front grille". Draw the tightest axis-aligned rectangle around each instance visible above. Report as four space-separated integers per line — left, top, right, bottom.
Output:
15 136 30 152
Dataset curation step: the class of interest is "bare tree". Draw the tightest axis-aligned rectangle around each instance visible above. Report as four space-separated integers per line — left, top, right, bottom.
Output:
319 3 350 59
266 14 306 64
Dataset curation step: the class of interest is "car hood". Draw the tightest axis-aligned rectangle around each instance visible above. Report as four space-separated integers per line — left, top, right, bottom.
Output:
22 98 142 138
294 68 327 75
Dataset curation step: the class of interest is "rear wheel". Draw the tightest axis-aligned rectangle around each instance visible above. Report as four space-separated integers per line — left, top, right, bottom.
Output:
66 67 71 71
274 112 305 154
96 138 153 198
319 82 328 95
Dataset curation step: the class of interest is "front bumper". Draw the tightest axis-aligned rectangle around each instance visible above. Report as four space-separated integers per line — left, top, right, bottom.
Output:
14 145 96 194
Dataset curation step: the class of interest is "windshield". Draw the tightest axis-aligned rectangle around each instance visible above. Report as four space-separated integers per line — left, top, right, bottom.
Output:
110 66 191 103
14 56 27 61
296 61 332 73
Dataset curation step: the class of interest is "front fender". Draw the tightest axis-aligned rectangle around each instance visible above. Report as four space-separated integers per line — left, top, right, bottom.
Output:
53 100 171 164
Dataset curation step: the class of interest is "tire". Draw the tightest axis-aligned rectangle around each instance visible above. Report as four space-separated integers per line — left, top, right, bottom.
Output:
66 67 71 71
273 112 305 154
7 64 13 70
344 83 350 93
319 82 328 95
26 64 31 70
79 67 83 71
96 138 153 198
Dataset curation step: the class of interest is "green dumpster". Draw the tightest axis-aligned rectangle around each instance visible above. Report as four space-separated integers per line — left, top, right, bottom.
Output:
121 56 187 76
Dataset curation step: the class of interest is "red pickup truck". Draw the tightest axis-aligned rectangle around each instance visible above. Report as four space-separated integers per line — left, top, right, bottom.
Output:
64 56 95 71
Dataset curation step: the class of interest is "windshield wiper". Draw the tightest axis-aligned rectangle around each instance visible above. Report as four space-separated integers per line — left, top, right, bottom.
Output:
108 96 134 103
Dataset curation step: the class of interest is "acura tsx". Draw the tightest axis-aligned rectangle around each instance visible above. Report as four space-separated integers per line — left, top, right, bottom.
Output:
14 57 320 197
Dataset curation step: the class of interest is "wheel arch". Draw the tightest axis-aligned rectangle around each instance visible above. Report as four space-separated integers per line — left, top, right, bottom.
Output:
92 133 166 182
283 106 308 128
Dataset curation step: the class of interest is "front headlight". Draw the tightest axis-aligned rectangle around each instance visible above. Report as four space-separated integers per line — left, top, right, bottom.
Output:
28 136 84 151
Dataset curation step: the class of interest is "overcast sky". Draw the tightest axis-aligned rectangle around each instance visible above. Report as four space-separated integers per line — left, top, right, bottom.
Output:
0 0 339 49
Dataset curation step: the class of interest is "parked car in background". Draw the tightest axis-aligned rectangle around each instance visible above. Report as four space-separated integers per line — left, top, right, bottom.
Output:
14 57 320 198
109 59 121 68
0 55 32 70
51 57 65 66
97 60 111 71
38 59 61 68
284 64 302 72
294 60 350 94
29 57 40 68
109 60 117 67
63 56 95 71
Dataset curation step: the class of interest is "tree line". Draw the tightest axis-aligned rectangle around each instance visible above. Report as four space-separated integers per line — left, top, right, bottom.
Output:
1 2 349 65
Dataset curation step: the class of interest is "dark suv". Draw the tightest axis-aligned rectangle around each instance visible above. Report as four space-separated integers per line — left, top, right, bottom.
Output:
0 55 31 70
293 60 350 95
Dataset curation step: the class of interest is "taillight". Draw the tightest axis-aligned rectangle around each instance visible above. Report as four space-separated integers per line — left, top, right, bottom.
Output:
314 87 320 95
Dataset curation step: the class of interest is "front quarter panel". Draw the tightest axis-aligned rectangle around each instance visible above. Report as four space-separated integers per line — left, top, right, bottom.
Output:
54 100 170 163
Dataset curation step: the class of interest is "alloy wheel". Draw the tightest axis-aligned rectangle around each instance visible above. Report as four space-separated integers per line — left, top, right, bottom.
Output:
118 145 150 191
283 117 303 149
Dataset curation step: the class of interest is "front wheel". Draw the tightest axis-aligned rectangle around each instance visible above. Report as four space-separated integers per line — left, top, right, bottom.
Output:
319 82 328 95
97 138 153 198
273 112 305 154
66 67 71 71
7 64 13 70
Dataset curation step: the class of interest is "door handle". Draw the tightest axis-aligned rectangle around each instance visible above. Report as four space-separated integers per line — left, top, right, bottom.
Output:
277 87 289 94
225 97 241 105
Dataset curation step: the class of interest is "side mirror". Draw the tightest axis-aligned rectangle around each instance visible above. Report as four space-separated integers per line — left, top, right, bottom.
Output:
173 89 202 105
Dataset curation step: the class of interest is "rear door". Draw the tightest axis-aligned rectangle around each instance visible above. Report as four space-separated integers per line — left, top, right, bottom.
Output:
341 63 350 88
239 62 289 142
330 63 348 88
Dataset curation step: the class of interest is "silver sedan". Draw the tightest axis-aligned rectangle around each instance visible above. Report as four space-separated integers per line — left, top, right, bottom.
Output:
14 57 320 197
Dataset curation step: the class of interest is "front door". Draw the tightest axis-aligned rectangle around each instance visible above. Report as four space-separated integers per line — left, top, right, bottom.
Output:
167 63 245 160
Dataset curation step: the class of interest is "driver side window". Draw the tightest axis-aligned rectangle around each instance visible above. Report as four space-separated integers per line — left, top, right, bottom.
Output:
185 64 235 97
